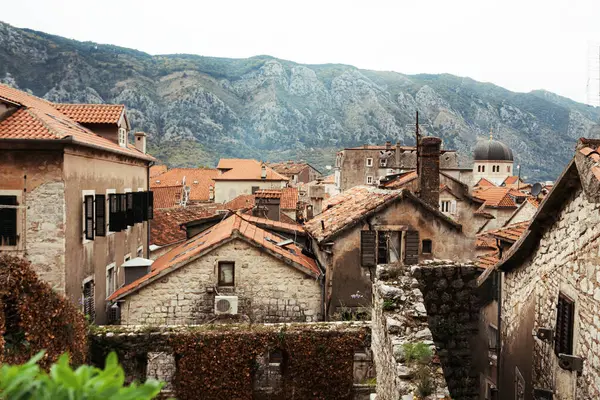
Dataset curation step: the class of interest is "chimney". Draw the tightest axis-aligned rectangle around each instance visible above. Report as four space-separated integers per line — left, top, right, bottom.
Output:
261 163 267 180
385 141 392 149
134 132 147 154
418 137 441 209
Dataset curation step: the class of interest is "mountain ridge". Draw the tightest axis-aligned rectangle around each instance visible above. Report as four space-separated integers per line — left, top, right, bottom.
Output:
1 21 599 181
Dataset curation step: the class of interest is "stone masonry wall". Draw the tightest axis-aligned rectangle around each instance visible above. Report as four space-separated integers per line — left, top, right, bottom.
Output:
121 239 322 325
25 181 66 292
372 262 482 400
503 185 600 399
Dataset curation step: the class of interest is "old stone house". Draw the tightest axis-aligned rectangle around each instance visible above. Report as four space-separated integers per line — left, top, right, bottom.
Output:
492 138 600 400
0 84 154 324
266 161 321 185
108 213 323 324
213 159 289 203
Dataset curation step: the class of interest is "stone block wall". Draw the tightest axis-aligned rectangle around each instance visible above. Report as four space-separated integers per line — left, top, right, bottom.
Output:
502 185 600 399
147 352 176 392
121 239 322 325
372 262 482 400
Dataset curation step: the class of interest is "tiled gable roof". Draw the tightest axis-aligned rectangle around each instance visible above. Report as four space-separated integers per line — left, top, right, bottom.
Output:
477 252 500 269
474 177 496 187
215 159 289 181
150 205 225 246
381 171 418 189
224 194 256 210
236 213 305 235
267 161 316 175
254 187 298 210
110 214 320 301
151 168 218 202
0 84 153 161
150 165 168 178
53 103 124 125
472 187 517 208
306 186 461 243
152 186 183 209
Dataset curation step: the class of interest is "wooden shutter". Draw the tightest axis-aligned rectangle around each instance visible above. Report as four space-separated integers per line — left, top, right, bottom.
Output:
126 193 134 226
108 194 119 232
147 191 154 220
0 196 18 246
142 191 149 221
95 194 106 237
84 195 94 241
83 280 95 322
404 230 419 265
119 194 127 231
377 231 388 264
133 192 144 223
555 293 574 355
360 230 376 267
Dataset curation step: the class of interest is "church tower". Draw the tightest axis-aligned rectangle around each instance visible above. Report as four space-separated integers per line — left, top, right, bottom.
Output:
472 132 514 185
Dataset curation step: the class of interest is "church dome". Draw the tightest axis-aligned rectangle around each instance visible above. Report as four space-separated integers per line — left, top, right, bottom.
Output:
474 139 513 161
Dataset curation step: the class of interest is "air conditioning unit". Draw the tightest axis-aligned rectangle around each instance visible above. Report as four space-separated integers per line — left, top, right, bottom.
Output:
214 296 238 315
558 354 584 373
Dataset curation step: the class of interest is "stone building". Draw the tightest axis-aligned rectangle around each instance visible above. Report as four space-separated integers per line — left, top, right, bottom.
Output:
108 213 323 324
472 136 515 186
0 84 154 324
491 138 600 400
304 139 475 318
334 141 464 192
266 161 321 185
213 159 289 203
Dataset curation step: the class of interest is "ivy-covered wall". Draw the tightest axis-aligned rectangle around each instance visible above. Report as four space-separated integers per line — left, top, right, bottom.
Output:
90 322 371 400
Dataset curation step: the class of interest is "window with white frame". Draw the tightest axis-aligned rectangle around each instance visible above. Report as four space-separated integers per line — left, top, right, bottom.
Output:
0 190 21 248
380 158 387 167
440 200 457 214
118 128 127 148
106 189 116 234
106 263 116 298
366 176 373 185
366 158 373 167
82 190 95 243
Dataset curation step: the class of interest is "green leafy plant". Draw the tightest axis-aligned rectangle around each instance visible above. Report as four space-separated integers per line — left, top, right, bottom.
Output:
415 365 435 397
382 299 396 311
0 351 164 400
402 342 432 363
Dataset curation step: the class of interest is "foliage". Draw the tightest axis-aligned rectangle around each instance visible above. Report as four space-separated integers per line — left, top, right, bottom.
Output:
402 342 432 364
0 255 88 367
415 365 435 398
0 351 163 400
382 299 396 311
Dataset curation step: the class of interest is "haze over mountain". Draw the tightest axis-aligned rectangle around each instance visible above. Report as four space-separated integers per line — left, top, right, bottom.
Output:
1 21 598 181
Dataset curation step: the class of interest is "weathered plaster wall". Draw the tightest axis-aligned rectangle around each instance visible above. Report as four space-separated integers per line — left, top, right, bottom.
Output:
214 180 286 203
501 184 600 400
121 239 322 325
505 201 537 226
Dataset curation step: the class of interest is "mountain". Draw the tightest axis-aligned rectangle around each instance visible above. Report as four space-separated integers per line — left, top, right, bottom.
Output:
1 21 598 181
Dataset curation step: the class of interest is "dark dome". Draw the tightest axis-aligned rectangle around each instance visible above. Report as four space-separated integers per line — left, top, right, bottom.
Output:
474 139 513 161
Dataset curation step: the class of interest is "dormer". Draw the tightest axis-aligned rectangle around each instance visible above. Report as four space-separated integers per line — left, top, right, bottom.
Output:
54 103 129 146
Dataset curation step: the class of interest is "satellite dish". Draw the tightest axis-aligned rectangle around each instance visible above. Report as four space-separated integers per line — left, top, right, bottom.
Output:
531 183 543 197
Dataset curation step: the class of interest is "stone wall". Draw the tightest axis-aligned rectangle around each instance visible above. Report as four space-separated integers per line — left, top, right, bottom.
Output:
121 239 322 325
502 185 600 399
372 262 483 400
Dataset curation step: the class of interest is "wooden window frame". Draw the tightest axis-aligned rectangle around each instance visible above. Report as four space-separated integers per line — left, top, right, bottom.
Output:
82 190 95 243
0 190 21 250
366 176 373 185
218 261 235 287
422 239 432 254
82 277 95 323
95 194 106 237
555 292 575 356
106 263 116 299
360 230 377 267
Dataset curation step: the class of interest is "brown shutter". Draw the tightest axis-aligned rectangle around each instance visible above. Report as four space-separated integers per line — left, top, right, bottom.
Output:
0 196 18 246
95 194 106 237
126 193 135 226
361 230 376 267
133 192 144 223
119 194 127 231
84 195 94 240
147 191 154 220
108 194 119 232
142 191 149 221
83 280 95 323
404 230 419 265
555 294 574 355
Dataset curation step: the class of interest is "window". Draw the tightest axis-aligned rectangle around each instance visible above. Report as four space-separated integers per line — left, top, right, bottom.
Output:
488 324 498 350
440 200 451 213
380 158 387 167
377 231 388 264
118 128 127 147
82 190 95 242
0 195 18 247
477 165 481 172
422 239 432 254
366 176 373 185
106 189 116 234
218 261 235 286
360 231 376 267
555 293 575 355
82 278 95 323
366 158 373 167
106 264 116 298
126 190 134 227
482 165 485 173
507 166 511 173
137 246 143 258
404 230 419 264
252 186 260 194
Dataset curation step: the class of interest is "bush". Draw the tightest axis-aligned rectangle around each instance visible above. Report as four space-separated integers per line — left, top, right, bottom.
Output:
402 342 432 363
0 351 163 399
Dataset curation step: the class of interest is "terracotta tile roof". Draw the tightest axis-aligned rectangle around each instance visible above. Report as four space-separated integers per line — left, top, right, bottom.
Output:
150 165 168 178
281 187 298 210
306 186 461 242
527 197 541 208
473 204 495 219
152 186 183 209
0 84 153 161
474 177 496 187
255 190 282 199
237 212 304 235
472 187 517 208
477 252 500 269
476 235 498 251
579 146 600 181
322 174 335 184
224 194 256 210
151 168 218 202
53 103 124 124
110 214 320 300
502 176 520 186
485 221 530 244
280 212 297 225
381 171 418 189
150 205 225 246
215 159 289 181
266 161 313 176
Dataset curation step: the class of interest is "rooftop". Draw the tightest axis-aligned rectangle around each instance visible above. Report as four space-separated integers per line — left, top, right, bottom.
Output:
215 159 288 181
53 103 125 125
472 187 517 208
110 214 320 301
151 205 225 247
266 161 318 175
151 168 219 202
152 185 183 209
0 84 152 161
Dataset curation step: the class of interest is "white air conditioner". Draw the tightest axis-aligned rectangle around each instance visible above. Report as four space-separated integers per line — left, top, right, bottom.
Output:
214 295 238 315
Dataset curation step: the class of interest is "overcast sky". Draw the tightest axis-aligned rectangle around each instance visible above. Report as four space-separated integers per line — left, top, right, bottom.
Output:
3 0 600 104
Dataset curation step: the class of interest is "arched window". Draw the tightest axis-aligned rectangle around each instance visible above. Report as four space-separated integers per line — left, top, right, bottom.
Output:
482 166 485 173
